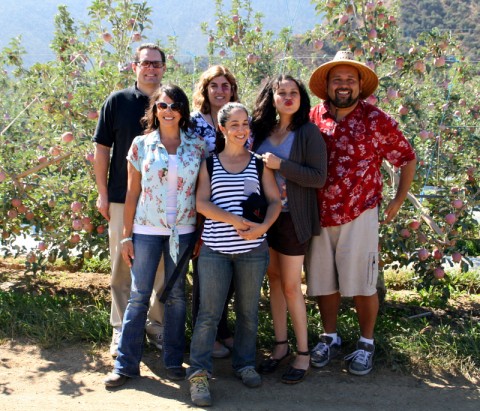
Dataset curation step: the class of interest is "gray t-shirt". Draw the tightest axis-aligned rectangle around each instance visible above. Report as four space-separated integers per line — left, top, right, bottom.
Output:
256 131 294 211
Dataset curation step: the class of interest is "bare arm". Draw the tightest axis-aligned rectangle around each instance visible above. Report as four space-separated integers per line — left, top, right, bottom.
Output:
381 158 417 224
121 162 142 267
93 143 111 221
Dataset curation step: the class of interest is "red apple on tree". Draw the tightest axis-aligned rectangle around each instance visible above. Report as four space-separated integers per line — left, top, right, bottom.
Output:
8 209 18 219
11 198 22 208
418 248 429 261
451 252 462 263
408 220 421 230
452 199 463 209
131 32 141 42
72 219 83 231
432 248 443 260
70 234 81 244
313 39 324 50
434 56 445 67
368 29 377 39
433 267 445 279
413 60 426 73
102 32 112 43
61 131 74 143
445 213 457 225
87 111 99 120
71 201 83 213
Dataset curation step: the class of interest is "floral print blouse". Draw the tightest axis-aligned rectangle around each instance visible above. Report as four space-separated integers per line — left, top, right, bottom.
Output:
191 111 217 153
127 129 207 262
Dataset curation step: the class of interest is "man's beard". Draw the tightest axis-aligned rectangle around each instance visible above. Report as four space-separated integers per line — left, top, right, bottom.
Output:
330 90 360 108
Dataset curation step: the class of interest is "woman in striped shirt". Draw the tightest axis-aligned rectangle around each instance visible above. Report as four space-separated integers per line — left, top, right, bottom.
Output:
187 102 281 407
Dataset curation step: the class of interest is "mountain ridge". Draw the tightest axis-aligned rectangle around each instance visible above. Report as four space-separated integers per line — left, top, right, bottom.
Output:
0 0 319 66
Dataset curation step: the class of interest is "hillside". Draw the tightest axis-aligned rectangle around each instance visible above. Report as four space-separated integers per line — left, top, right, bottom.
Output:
399 0 479 59
0 0 319 67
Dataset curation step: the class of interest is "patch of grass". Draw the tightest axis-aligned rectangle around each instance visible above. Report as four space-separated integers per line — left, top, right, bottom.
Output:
0 291 110 348
81 256 111 273
384 265 480 294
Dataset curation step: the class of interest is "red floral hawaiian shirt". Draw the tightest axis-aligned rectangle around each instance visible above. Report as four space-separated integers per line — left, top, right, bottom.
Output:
310 100 416 227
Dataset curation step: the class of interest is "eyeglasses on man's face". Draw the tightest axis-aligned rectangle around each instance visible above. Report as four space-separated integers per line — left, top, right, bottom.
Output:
155 101 182 112
136 60 165 69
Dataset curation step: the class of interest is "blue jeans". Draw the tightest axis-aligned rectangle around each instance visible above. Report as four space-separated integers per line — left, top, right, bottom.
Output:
114 232 193 377
187 241 269 378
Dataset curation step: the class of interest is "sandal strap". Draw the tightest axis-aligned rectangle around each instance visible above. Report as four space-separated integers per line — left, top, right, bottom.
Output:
274 340 288 345
297 350 310 356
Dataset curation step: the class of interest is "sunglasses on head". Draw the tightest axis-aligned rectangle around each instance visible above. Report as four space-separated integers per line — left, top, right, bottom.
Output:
136 60 165 69
155 101 182 111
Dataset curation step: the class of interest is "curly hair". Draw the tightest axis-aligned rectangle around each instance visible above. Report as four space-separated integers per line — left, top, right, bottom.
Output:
141 84 193 134
251 75 310 151
192 65 239 114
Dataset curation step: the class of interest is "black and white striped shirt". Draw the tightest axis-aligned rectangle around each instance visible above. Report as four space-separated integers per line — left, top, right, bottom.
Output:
202 154 266 254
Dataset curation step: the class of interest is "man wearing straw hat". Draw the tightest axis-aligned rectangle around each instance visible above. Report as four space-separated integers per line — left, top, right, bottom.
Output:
306 51 416 375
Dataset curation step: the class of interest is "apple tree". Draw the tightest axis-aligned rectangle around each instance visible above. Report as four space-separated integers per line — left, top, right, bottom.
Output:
0 1 164 273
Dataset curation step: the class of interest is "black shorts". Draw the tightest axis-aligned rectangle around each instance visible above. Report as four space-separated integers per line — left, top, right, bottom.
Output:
267 212 308 256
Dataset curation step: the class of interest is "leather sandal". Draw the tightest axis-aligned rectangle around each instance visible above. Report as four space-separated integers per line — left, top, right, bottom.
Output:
258 340 291 375
281 351 310 384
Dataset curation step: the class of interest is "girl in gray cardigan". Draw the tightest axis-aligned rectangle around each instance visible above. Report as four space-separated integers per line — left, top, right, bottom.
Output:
251 74 327 384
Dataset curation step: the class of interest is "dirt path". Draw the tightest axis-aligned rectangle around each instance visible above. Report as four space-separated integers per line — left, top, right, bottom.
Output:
1 340 479 411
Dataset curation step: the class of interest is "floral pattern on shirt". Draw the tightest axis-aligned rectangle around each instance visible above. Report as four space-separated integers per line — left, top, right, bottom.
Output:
310 100 416 228
127 129 207 261
191 111 217 153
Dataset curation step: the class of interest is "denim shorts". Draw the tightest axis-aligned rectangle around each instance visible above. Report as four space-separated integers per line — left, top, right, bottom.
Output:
267 212 308 256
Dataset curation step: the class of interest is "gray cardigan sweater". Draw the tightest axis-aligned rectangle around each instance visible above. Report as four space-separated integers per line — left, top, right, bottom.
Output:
278 122 327 244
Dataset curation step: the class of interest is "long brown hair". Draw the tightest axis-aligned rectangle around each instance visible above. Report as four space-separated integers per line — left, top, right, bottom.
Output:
192 65 239 114
141 84 192 134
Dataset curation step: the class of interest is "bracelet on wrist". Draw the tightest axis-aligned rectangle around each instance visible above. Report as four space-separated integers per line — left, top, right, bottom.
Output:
120 237 133 244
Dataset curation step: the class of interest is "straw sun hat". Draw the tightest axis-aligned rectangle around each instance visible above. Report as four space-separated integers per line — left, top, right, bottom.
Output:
309 50 379 100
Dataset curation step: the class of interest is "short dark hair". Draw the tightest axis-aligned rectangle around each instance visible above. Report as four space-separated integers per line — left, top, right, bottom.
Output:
142 84 192 133
133 43 165 63
251 75 310 151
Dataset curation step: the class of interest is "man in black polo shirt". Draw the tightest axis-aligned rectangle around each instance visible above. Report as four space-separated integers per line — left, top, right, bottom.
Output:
93 43 166 357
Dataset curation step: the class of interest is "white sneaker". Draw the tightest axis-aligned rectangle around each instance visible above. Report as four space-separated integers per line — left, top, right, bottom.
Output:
110 328 121 357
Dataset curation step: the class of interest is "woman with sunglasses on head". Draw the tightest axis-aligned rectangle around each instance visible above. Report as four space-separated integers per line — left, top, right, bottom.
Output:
250 75 327 384
187 102 281 406
104 84 206 388
190 65 240 358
